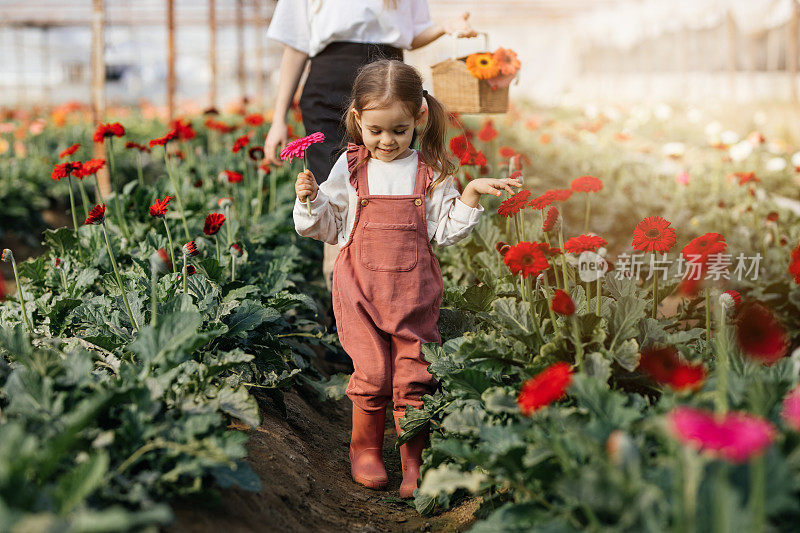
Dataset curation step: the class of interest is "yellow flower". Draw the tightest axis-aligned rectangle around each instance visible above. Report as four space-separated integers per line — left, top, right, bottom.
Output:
466 53 500 80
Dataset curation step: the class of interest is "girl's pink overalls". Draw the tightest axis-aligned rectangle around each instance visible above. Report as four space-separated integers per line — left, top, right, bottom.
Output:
332 144 442 413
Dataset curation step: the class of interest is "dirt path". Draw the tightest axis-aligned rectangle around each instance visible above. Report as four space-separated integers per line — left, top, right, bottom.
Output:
167 389 479 533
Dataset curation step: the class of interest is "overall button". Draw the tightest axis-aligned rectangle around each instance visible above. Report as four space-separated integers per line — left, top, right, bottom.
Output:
414 198 422 206
361 199 369 206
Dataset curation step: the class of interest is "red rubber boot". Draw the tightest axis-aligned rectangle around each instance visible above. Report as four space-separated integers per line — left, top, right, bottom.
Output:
393 409 429 498
349 403 389 490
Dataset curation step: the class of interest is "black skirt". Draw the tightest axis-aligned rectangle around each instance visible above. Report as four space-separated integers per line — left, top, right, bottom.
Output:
299 42 403 184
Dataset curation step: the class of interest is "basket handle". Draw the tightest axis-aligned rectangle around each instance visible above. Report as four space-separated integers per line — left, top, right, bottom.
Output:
449 31 490 60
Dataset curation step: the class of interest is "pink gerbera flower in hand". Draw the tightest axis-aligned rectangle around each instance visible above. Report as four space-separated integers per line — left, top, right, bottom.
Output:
281 132 325 213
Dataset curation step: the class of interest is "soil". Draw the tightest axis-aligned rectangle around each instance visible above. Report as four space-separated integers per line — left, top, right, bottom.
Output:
166 389 479 533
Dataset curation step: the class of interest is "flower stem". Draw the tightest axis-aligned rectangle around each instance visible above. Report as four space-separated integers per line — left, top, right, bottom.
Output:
715 301 729 415
77 179 91 219
101 222 138 330
652 268 659 319
231 253 236 282
542 274 558 334
163 150 191 240
136 152 144 188
302 159 312 215
162 218 176 271
215 235 221 264
253 170 265 222
94 174 105 204
150 264 158 328
595 275 601 316
182 254 188 295
572 316 584 367
705 289 711 357
67 174 79 231
269 170 277 213
106 139 130 239
59 268 68 293
584 196 590 234
749 456 766 533
10 257 34 333
558 228 569 291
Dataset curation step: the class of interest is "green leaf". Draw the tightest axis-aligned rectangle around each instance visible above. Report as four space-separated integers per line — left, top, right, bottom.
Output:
211 460 262 491
418 464 486 497
441 402 487 436
42 227 78 255
223 300 280 336
215 386 260 428
610 295 647 346
52 452 109 514
612 338 640 372
0 324 31 358
127 311 204 364
492 298 533 338
304 373 351 401
584 352 612 382
482 387 520 414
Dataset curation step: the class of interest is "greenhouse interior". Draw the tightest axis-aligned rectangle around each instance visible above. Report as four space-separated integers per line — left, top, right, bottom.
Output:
1 0 800 532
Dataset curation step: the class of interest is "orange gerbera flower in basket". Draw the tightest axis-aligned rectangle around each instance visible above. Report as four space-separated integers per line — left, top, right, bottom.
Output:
466 53 500 80
493 47 520 76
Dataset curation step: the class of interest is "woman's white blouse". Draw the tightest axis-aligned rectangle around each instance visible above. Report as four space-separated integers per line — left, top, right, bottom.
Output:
293 150 483 248
267 0 434 57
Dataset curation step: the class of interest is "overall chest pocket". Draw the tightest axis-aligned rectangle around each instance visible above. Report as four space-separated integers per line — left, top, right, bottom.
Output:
360 221 418 272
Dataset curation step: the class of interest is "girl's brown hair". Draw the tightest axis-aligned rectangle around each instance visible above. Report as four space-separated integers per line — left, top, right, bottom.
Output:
344 60 457 196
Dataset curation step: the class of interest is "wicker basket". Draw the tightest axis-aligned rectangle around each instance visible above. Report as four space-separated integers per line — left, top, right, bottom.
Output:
431 57 509 114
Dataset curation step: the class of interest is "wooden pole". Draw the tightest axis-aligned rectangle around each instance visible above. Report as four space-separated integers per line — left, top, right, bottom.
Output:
254 0 265 107
209 0 217 109
236 0 246 107
41 27 51 106
788 2 799 104
92 0 110 197
167 0 176 120
15 28 24 108
726 11 738 101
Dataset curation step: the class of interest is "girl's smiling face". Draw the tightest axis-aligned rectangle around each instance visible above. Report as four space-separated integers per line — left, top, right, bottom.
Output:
354 101 426 162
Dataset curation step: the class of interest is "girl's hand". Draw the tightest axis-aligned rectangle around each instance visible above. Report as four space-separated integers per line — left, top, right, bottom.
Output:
295 170 318 203
470 177 523 197
442 12 478 38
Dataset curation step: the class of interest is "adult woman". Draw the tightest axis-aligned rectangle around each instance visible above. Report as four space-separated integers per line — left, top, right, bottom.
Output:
264 0 476 290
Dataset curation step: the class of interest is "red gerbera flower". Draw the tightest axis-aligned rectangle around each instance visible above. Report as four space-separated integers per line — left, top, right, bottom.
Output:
232 134 251 153
203 213 226 235
548 189 572 202
52 161 82 181
720 289 742 310
503 241 551 278
570 175 603 193
248 146 265 161
517 362 573 415
508 170 522 181
76 158 106 179
223 170 243 184
84 203 106 225
184 264 196 276
149 195 173 218
638 345 705 391
528 192 554 211
731 171 760 186
564 234 607 254
498 189 531 217
124 141 151 153
632 216 677 253
93 122 125 143
149 128 178 147
169 118 196 141
735 302 789 364
478 120 498 142
280 132 325 162
543 206 560 232
449 135 469 158
59 143 80 159
551 289 575 316
499 146 516 158
244 113 264 126
682 233 727 262
183 240 199 257
789 241 800 284
156 248 172 271
204 118 236 134
230 243 243 257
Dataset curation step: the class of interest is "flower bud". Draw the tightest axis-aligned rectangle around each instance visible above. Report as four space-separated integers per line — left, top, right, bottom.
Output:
183 241 199 257
719 289 741 311
1 249 13 262
218 197 234 210
230 243 243 258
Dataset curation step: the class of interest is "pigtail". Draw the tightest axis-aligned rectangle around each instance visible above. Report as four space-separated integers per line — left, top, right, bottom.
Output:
419 92 457 196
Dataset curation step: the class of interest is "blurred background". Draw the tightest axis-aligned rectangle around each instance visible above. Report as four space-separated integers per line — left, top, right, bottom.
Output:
2 0 800 113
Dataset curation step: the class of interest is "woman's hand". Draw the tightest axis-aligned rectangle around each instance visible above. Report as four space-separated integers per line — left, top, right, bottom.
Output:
295 169 318 203
264 120 288 166
442 12 477 38
460 177 523 208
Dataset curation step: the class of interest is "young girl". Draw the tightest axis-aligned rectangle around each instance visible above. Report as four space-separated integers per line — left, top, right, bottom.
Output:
293 60 522 497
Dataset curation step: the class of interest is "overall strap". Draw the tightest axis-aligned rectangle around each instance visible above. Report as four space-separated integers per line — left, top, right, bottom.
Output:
346 143 371 196
413 155 436 197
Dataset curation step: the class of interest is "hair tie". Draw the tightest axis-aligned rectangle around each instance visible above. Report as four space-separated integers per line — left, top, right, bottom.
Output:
422 89 428 98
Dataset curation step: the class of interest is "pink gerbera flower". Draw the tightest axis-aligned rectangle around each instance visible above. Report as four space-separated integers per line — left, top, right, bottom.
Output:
279 131 325 162
667 406 775 463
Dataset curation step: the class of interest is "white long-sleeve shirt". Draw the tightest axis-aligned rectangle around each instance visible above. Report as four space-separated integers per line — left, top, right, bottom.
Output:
293 150 483 247
267 0 434 58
